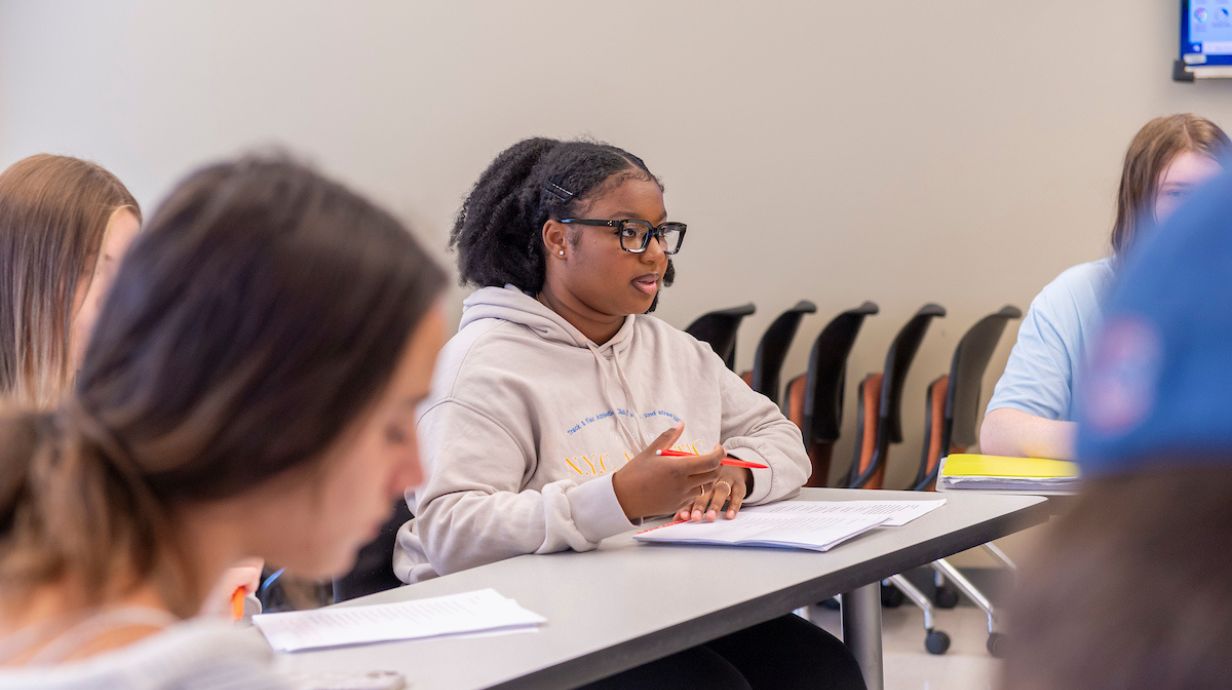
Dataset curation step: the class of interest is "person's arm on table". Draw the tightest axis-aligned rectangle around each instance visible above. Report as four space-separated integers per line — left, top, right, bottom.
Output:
980 281 1081 460
980 408 1076 460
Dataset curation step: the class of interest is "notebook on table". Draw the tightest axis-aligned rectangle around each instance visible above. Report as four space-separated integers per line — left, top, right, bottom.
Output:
633 499 946 552
938 453 1080 492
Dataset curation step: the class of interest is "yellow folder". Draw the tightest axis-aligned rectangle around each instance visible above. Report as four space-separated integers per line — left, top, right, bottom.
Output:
941 453 1079 479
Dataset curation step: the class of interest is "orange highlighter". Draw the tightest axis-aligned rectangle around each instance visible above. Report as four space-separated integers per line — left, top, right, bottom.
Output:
655 448 768 469
230 586 248 622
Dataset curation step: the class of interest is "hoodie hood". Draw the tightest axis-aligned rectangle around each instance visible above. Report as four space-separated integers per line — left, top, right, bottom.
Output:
460 285 637 353
461 285 645 450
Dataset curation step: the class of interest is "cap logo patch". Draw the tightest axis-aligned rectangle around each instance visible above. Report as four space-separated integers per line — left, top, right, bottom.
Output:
1084 316 1162 436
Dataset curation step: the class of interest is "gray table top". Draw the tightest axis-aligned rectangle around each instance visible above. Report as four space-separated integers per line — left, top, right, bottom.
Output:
272 488 1048 690
935 485 1077 516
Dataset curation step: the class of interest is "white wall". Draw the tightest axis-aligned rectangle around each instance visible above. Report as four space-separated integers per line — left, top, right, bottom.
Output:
4 0 1232 488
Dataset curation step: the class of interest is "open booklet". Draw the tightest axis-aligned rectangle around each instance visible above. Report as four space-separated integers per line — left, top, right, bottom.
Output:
633 499 946 552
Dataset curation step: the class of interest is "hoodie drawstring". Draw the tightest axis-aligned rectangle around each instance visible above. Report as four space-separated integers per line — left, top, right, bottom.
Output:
586 343 648 453
610 352 649 446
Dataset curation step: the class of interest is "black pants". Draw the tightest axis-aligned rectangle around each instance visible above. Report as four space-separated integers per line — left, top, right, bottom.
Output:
580 614 867 690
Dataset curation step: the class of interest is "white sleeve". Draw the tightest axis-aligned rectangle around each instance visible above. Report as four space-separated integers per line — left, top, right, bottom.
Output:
410 400 634 576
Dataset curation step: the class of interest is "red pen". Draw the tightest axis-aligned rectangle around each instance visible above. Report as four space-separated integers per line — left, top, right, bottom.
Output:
655 448 768 469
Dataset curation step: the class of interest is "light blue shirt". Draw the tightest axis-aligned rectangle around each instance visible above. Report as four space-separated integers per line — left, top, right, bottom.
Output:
987 258 1116 422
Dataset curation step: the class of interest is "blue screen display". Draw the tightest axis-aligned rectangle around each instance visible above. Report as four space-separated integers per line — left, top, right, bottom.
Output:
1183 0 1232 66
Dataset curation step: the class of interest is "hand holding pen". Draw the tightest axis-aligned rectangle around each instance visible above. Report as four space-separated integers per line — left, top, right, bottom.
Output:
611 422 723 521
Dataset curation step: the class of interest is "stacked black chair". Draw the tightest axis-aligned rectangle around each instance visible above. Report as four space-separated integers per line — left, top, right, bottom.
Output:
911 305 1023 491
684 303 757 371
909 305 1022 658
783 302 879 487
740 300 817 405
824 304 949 653
841 304 946 490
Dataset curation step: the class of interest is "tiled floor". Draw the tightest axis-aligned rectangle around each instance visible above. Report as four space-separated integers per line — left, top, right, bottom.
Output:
810 601 1003 690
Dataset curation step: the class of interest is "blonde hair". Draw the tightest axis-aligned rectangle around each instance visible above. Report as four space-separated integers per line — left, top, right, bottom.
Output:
0 154 140 407
1112 114 1229 256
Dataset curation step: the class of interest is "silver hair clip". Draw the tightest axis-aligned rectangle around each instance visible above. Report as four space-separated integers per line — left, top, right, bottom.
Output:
544 181 575 202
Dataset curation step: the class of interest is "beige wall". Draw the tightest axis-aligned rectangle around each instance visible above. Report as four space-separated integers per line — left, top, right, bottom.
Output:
5 0 1232 489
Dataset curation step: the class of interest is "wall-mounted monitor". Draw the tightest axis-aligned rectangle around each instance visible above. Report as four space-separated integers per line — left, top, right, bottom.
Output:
1177 0 1232 80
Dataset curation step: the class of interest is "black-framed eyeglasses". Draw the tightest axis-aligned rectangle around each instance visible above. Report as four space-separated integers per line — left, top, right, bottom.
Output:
559 218 687 255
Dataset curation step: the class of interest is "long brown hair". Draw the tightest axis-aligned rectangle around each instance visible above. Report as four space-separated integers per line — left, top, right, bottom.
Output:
0 154 140 408
0 156 445 616
1111 114 1229 256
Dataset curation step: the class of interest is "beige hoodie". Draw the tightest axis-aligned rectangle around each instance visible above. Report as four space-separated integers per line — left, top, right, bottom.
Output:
394 286 810 583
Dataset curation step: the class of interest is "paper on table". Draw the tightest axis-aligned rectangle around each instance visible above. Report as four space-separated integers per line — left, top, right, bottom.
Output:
635 512 888 552
747 499 946 526
254 588 545 652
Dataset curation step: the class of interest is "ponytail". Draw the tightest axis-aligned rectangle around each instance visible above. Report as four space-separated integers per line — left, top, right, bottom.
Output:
0 410 50 540
0 405 196 617
451 137 561 293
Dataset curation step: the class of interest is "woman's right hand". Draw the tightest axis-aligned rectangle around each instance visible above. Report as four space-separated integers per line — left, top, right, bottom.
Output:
611 422 723 520
200 558 264 619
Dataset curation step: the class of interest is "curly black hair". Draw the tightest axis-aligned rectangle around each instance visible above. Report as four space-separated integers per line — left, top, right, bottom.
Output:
450 138 676 298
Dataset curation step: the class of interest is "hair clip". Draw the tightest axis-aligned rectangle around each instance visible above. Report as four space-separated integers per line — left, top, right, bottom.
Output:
544 181 575 202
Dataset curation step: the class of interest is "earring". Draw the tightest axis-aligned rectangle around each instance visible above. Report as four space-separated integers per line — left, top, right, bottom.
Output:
558 250 565 256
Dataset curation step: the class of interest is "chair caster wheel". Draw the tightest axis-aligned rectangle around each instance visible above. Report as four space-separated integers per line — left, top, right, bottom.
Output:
987 632 1007 658
933 585 959 608
881 583 904 608
925 630 951 655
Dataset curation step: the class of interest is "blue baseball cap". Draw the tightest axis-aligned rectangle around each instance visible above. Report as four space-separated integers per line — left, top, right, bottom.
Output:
1077 170 1232 473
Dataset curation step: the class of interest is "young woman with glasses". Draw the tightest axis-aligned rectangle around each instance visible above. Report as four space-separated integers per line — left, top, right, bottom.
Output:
395 137 865 689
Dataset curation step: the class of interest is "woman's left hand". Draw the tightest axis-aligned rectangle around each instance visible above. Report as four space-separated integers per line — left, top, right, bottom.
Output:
676 465 752 522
